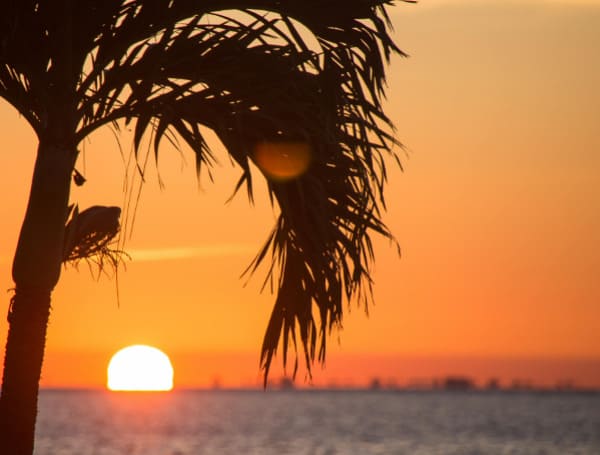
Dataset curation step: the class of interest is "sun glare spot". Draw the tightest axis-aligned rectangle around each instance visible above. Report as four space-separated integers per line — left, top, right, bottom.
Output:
107 345 173 392
253 141 312 182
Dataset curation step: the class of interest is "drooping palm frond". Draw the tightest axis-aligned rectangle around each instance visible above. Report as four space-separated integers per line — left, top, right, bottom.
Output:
0 0 409 385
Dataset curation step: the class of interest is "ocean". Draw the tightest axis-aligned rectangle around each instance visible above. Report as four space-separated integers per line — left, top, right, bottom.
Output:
35 389 600 455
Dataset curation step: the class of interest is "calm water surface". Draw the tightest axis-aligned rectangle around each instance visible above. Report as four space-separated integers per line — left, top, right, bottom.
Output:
35 390 600 455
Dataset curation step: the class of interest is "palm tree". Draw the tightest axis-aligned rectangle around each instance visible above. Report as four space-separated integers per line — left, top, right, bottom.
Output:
0 1 408 453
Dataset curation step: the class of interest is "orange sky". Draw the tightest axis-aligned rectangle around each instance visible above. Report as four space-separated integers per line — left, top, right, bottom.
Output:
1 0 599 389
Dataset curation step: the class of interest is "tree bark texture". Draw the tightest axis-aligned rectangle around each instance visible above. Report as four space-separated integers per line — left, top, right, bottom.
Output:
0 291 51 455
0 142 77 455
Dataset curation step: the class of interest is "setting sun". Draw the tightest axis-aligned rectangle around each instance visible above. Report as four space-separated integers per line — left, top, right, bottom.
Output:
107 345 174 391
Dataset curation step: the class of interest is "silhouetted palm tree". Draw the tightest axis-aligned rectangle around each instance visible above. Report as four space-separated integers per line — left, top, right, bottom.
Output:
0 1 407 452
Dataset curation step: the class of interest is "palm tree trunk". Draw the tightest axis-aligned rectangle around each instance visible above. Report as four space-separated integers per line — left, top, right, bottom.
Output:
0 291 51 455
0 142 77 455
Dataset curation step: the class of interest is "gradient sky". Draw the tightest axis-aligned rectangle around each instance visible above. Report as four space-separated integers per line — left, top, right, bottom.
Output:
0 0 599 389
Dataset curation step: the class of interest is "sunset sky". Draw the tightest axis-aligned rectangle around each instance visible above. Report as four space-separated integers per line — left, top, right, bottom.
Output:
0 0 599 389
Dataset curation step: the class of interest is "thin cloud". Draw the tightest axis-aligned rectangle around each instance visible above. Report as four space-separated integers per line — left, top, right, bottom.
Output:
128 244 257 262
1 245 258 265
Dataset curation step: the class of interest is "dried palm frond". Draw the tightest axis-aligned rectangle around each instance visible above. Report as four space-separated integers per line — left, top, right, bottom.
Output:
62 205 128 277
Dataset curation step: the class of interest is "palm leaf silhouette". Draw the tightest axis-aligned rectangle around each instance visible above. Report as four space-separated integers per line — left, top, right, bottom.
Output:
1 6 408 444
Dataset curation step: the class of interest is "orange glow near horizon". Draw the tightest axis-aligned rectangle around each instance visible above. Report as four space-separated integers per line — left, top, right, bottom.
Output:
0 1 599 390
107 345 174 392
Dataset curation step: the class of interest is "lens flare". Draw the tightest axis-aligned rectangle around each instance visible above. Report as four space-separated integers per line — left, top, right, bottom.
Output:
253 141 312 182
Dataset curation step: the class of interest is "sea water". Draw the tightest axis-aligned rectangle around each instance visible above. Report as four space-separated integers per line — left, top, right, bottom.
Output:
35 389 600 454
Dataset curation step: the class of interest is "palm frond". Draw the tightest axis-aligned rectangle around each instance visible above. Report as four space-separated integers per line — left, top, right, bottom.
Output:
62 204 127 278
0 0 410 386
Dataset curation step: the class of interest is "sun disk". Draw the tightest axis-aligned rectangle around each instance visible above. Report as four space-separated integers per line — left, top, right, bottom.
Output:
107 345 174 391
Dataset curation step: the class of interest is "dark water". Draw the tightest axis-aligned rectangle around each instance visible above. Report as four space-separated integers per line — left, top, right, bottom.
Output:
35 389 600 454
